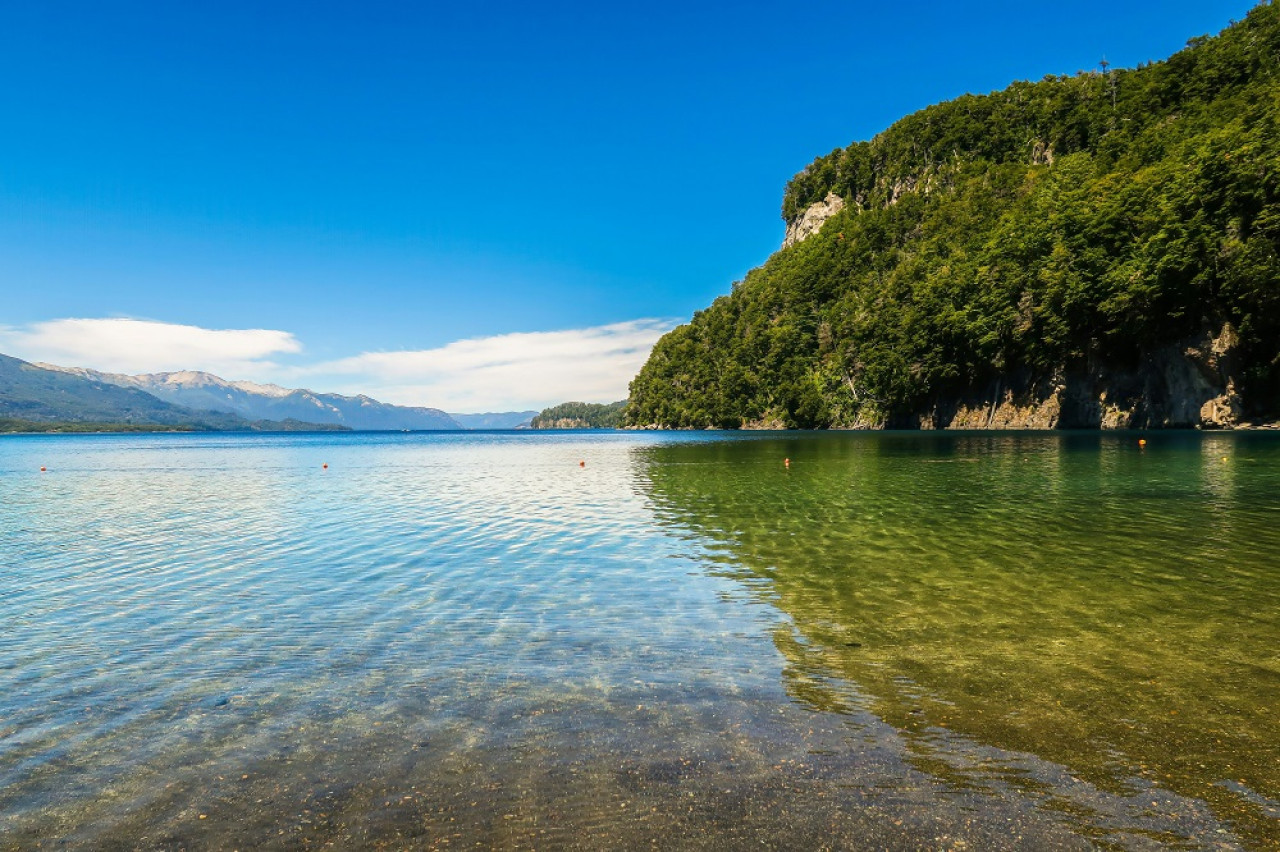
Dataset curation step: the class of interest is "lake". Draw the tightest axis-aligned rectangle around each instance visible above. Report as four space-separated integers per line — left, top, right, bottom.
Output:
1 431 1277 850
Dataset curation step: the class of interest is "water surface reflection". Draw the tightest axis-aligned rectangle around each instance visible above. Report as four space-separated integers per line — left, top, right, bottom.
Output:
635 431 1280 848
0 431 1275 849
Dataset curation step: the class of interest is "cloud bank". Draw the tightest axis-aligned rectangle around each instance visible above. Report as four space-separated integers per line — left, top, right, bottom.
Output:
0 316 675 412
0 317 302 377
306 319 675 412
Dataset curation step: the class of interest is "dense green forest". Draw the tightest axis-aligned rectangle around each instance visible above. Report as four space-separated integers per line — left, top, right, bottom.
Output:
531 400 628 428
627 2 1280 429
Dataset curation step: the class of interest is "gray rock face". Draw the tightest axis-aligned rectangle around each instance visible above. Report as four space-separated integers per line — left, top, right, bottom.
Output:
910 323 1247 430
783 192 846 249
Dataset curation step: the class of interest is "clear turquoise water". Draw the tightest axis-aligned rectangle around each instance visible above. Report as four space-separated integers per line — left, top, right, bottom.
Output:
0 431 1276 850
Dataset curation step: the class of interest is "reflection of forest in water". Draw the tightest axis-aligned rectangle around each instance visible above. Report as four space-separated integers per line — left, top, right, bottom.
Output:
634 432 1280 848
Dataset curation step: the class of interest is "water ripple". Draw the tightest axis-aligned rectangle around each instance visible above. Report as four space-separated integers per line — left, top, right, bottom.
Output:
0 431 1276 849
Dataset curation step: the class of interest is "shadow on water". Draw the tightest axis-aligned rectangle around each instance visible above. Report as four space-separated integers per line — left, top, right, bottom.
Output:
633 431 1280 849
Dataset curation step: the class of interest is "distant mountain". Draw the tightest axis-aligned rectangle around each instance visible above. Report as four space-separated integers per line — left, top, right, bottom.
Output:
448 411 537 429
0 353 341 431
39 365 462 430
1 353 243 429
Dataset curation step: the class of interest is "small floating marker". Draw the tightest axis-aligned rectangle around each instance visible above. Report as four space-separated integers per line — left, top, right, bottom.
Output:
784 457 791 468
579 460 585 467
1138 439 1147 447
322 463 328 469
40 466 46 472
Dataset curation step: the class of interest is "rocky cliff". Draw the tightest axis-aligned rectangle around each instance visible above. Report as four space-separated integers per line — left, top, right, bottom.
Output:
911 324 1244 430
782 192 845 249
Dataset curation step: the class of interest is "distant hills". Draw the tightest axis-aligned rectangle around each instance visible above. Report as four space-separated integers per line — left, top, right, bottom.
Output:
0 353 338 431
40 365 464 431
3 357 538 432
449 411 537 429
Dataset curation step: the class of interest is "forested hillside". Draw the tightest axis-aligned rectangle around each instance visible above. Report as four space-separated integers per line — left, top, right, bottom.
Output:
627 3 1280 429
532 401 628 429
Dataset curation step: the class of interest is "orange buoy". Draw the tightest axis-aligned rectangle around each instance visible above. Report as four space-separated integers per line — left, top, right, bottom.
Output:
579 460 585 467
1138 439 1147 447
322 463 329 469
40 466 46 472
784 457 791 468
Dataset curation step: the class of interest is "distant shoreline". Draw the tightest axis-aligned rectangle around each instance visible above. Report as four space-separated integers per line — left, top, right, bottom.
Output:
7 422 1280 436
0 419 349 435
622 422 1280 432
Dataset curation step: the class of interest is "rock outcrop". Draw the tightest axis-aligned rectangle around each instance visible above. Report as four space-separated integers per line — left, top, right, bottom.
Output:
912 323 1244 430
783 192 845 249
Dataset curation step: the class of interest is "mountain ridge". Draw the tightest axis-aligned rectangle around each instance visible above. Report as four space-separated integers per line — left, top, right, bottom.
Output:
37 364 464 431
0 354 343 431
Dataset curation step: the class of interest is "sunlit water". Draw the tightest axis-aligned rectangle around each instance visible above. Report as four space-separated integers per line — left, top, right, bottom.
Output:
0 431 1276 850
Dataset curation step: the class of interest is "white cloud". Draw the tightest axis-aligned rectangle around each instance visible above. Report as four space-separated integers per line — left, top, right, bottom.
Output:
0 317 302 376
305 319 675 412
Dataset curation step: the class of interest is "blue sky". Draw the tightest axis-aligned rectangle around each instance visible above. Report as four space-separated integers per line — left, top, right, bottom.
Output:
0 0 1260 410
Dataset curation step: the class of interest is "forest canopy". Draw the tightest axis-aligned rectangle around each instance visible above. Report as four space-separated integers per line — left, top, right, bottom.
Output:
532 400 628 429
627 2 1280 429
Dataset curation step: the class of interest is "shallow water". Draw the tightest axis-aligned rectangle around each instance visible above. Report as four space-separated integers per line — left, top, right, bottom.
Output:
0 431 1276 850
